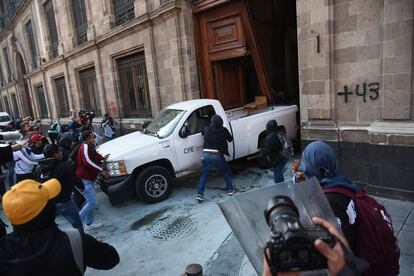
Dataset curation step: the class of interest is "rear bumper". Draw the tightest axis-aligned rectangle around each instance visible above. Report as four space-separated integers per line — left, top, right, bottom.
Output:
96 174 134 205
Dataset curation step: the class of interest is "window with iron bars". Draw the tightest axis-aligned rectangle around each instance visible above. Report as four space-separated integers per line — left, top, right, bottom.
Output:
117 52 151 117
11 93 19 118
36 85 49 118
112 0 135 26
44 0 59 59
3 96 11 115
54 77 70 118
3 47 11 82
26 20 38 68
72 0 88 45
79 67 101 115
0 64 4 86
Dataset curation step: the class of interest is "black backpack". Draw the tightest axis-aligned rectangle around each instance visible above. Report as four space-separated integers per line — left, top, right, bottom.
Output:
67 143 82 171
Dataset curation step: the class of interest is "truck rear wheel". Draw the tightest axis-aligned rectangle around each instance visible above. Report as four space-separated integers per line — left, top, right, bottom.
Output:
135 166 173 203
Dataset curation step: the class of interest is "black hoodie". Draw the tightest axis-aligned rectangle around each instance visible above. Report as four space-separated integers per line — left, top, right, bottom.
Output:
202 115 233 156
33 158 84 203
0 203 120 276
260 120 283 166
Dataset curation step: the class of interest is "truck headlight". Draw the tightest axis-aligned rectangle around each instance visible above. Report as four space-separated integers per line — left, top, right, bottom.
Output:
106 160 127 177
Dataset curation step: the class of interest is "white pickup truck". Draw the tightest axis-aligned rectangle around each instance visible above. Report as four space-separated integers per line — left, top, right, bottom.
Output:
97 99 298 205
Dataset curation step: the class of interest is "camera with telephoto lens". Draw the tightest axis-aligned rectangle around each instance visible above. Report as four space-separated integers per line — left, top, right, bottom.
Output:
264 195 336 273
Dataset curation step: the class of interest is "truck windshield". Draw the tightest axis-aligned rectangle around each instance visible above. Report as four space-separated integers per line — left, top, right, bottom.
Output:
0 115 11 122
146 109 185 138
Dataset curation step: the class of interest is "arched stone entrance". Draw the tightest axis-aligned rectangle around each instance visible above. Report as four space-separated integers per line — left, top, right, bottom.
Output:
15 52 33 117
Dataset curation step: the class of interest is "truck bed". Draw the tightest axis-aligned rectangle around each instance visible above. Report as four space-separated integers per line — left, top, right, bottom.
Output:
227 105 298 160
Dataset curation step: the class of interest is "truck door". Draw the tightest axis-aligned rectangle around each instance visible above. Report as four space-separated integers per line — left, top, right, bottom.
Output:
174 105 215 174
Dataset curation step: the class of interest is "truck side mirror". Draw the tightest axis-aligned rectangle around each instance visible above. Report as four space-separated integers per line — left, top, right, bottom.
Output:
142 120 152 129
179 125 189 138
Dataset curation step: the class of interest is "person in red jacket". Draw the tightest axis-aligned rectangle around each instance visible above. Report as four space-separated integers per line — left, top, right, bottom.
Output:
75 130 109 231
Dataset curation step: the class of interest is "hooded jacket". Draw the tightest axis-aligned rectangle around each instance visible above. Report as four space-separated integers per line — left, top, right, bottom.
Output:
202 115 233 156
0 203 119 276
260 120 284 166
33 158 84 203
75 143 104 181
298 140 356 251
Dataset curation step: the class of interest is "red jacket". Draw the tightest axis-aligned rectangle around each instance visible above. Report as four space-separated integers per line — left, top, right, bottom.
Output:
75 143 105 181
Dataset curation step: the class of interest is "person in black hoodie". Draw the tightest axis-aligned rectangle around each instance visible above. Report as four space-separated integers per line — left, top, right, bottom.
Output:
260 120 287 183
196 114 234 202
0 179 119 276
57 124 73 161
34 144 85 232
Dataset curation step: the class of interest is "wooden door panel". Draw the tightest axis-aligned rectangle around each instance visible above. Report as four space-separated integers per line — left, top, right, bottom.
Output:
213 58 245 109
206 13 245 54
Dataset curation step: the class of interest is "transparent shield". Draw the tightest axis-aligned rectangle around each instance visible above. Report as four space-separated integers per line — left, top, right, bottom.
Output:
218 177 338 275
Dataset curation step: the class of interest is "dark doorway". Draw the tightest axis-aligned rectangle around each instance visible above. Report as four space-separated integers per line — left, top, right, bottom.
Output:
193 0 299 109
247 0 299 105
16 52 33 117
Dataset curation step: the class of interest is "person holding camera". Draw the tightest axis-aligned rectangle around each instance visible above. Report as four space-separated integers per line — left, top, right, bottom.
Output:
101 113 117 142
75 130 109 230
262 217 368 276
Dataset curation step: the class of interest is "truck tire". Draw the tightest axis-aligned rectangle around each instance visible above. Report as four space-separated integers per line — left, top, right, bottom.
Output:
256 138 272 169
135 166 173 203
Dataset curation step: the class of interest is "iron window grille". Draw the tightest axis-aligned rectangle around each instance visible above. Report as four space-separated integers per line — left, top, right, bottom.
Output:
117 52 151 117
26 20 38 68
11 94 19 118
113 0 135 26
72 0 88 45
36 85 49 118
79 67 101 115
44 0 59 59
0 64 3 86
3 96 10 115
3 47 11 82
54 77 70 118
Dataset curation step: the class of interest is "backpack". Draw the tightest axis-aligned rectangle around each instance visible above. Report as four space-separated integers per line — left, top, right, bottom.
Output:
323 187 400 276
277 131 293 159
67 143 82 171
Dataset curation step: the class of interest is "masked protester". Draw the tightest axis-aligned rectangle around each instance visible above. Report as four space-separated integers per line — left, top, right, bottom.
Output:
196 114 234 203
296 141 357 251
0 179 119 276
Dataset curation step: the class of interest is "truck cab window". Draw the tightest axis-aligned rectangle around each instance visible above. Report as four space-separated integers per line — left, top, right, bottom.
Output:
184 105 215 135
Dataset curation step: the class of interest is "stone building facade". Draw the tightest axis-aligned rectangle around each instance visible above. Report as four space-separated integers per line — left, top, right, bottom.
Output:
0 0 413 199
0 0 199 133
297 0 414 199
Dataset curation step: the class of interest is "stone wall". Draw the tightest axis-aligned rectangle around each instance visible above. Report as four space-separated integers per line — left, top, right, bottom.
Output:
297 0 414 199
0 0 199 132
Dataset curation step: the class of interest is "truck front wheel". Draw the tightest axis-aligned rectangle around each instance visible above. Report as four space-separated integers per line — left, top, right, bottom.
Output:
135 166 173 203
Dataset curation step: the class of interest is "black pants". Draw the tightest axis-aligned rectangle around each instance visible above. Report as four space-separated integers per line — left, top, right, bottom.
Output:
15 173 33 183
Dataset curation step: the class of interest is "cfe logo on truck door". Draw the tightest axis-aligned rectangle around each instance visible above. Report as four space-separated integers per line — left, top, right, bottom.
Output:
184 145 203 154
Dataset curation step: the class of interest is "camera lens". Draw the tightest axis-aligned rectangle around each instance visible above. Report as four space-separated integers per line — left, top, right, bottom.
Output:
264 196 299 226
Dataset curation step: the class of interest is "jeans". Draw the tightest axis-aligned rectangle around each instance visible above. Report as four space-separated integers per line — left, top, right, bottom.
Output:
197 152 233 195
56 200 84 232
273 158 288 183
6 161 15 188
79 179 97 225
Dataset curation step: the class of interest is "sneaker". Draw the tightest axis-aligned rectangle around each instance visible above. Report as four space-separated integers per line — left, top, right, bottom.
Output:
85 222 102 231
228 190 235 196
196 194 204 203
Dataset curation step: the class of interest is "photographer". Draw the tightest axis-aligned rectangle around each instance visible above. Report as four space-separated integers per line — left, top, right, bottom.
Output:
262 217 367 276
101 113 117 142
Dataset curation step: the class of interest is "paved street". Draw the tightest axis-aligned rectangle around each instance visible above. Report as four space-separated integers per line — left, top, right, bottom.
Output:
2 160 413 276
